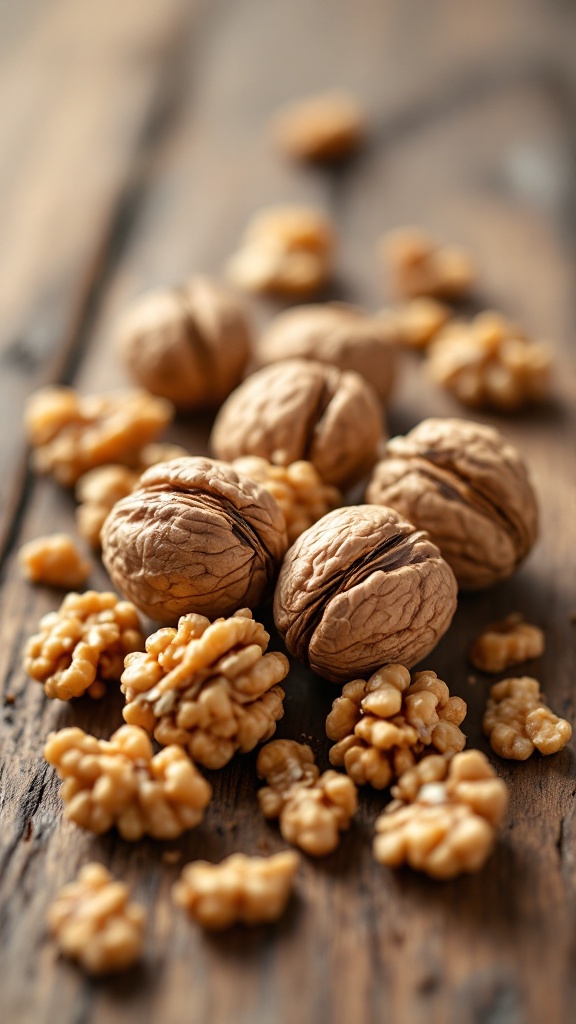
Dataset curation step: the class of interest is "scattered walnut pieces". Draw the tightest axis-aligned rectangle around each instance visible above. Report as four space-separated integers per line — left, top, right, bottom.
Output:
256 739 357 856
19 534 92 589
173 851 300 929
232 457 341 544
326 665 467 789
24 590 143 700
374 750 508 879
272 90 364 162
44 724 212 839
483 677 572 760
470 614 545 674
381 227 476 301
121 609 289 769
393 297 451 350
47 863 146 975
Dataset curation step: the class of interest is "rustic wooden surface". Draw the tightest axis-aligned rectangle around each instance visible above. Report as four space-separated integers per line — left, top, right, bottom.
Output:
1 1 576 1022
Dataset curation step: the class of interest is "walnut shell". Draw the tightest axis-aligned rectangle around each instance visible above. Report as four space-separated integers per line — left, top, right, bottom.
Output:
256 303 397 400
366 418 539 590
101 457 288 623
211 359 384 489
115 276 252 410
273 505 457 684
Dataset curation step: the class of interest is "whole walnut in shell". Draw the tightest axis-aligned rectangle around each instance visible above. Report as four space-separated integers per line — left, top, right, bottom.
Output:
211 359 384 489
101 457 288 623
115 276 252 410
273 505 457 684
366 418 539 590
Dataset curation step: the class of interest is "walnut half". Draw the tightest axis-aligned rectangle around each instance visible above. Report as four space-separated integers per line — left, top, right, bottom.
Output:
483 677 572 760
469 614 545 674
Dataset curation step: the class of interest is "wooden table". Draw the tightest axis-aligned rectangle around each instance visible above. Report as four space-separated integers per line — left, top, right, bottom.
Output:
1 2 575 1022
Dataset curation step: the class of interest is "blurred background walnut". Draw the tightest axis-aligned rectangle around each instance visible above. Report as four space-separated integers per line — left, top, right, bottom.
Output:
272 90 364 162
392 297 451 350
470 614 545 674
483 677 572 760
380 227 476 300
19 533 92 589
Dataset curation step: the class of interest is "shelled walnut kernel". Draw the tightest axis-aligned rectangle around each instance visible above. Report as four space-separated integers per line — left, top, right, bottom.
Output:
393 297 451 349
381 227 476 300
47 863 146 975
24 590 143 700
326 665 467 788
232 457 341 544
19 534 92 589
257 739 357 856
483 677 572 760
272 91 364 162
44 724 212 839
469 614 545 674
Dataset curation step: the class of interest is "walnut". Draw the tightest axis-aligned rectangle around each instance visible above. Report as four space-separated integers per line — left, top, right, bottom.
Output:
483 677 572 760
24 386 174 486
366 418 539 590
24 590 144 700
101 456 287 623
44 724 212 839
231 457 341 545
257 740 357 856
427 311 552 410
326 665 467 788
47 863 146 975
172 851 300 929
211 359 383 490
272 90 364 162
374 750 508 879
274 504 457 684
19 534 92 589
381 227 476 300
469 614 545 674
255 303 397 400
393 297 451 350
226 205 335 297
121 609 289 769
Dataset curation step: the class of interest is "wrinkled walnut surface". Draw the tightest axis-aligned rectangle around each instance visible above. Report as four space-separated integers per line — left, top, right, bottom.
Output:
272 91 364 161
102 457 288 623
381 227 476 300
366 417 539 590
19 533 92 589
232 457 341 545
470 614 545 674
274 504 457 684
483 677 572 760
211 359 383 489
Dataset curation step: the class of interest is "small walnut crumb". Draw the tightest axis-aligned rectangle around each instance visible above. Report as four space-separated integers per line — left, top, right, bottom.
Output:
173 851 299 929
272 91 364 162
326 665 467 789
4 693 16 705
256 739 357 856
44 724 212 839
19 534 92 589
227 206 335 298
427 311 552 410
470 614 545 674
47 863 146 974
231 457 341 544
381 227 476 301
483 676 572 760
25 386 174 486
24 590 144 700
122 609 289 769
161 850 182 865
393 297 451 350
374 750 508 879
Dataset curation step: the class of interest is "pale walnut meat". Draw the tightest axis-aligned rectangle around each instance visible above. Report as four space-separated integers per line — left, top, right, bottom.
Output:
366 418 539 590
24 590 144 700
211 360 383 490
274 505 457 684
19 534 92 589
115 276 252 411
326 665 467 788
24 386 174 486
121 609 289 769
483 677 572 760
44 724 212 839
101 457 287 623
470 614 545 674
392 297 451 350
374 750 508 879
257 739 357 856
381 227 476 301
272 91 364 162
255 303 397 400
172 851 300 929
47 863 146 975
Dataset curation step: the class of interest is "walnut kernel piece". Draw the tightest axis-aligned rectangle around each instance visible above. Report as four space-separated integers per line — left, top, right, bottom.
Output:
257 740 357 856
44 724 212 839
483 677 572 760
326 665 467 789
121 609 289 769
273 91 364 162
19 534 92 589
232 457 341 545
381 227 476 301
469 614 545 674
47 863 146 975
374 750 508 879
24 590 143 700
393 297 451 350
173 851 300 929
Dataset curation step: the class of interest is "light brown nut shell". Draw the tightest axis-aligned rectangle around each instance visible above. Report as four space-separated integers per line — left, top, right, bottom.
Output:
366 418 538 590
101 457 288 623
273 504 457 684
211 359 384 489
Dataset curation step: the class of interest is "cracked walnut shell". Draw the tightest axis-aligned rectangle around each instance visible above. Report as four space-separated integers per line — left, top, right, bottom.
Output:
19 534 92 589
274 504 457 684
381 227 476 301
272 90 364 162
469 614 545 674
483 677 572 760
366 418 539 590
